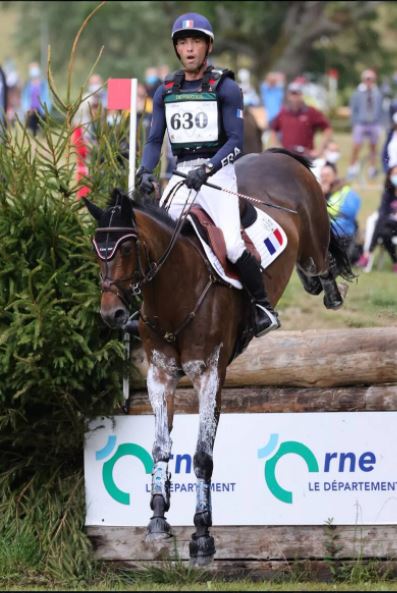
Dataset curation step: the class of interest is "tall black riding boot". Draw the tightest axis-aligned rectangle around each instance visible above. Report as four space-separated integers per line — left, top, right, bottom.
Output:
234 250 280 337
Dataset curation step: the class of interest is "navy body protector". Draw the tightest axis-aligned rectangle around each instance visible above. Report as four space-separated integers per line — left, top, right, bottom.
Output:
163 65 234 158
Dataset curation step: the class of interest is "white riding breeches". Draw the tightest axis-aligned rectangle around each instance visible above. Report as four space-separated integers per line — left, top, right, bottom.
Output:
159 159 245 263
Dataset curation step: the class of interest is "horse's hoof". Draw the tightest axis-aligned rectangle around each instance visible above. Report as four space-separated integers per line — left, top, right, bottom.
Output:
145 531 173 543
189 533 215 564
190 553 214 567
323 294 343 310
146 517 173 540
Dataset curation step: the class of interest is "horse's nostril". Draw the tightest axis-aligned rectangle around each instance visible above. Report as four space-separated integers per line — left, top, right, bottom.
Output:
114 309 127 320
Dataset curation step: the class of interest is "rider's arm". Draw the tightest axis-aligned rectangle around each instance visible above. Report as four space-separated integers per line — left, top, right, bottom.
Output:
140 85 166 172
208 77 244 173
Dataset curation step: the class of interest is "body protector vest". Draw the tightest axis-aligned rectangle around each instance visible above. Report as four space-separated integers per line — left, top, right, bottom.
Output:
164 66 234 159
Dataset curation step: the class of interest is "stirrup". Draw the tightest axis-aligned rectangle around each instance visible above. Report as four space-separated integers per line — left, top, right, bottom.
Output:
254 304 280 337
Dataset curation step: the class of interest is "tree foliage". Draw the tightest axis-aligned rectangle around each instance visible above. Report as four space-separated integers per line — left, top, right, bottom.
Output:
0 10 137 581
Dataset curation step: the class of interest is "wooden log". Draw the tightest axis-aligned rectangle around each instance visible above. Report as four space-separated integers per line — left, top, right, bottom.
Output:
87 525 397 562
130 328 397 389
128 384 397 415
117 559 397 580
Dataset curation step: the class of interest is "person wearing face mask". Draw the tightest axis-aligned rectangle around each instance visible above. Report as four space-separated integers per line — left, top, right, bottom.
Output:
144 67 162 99
311 139 341 181
21 62 52 136
319 162 362 263
347 69 383 180
357 161 397 273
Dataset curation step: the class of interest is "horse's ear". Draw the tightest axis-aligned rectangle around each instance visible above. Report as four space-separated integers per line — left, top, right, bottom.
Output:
120 190 135 225
83 198 104 221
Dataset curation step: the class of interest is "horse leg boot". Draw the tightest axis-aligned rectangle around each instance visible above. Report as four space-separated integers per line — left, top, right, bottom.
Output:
190 464 215 565
234 250 280 337
148 461 172 539
146 361 178 541
319 270 344 310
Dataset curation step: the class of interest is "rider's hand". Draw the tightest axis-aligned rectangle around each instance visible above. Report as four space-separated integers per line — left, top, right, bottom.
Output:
136 166 156 195
184 164 211 192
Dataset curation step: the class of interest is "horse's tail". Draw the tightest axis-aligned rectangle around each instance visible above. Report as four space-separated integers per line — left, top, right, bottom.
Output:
328 222 356 282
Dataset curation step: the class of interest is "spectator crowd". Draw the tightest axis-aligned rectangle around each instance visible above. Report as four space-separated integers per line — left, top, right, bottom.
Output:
1 56 397 273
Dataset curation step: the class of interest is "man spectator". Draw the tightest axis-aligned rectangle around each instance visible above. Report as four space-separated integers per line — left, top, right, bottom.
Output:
0 63 8 131
260 71 285 123
268 81 332 157
347 69 383 180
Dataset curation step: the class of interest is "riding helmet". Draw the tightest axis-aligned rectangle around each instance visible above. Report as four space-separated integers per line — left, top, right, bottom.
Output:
171 13 214 44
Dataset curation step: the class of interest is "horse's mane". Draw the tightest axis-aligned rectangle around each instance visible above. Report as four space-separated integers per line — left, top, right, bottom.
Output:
265 147 313 171
105 189 178 230
133 200 179 230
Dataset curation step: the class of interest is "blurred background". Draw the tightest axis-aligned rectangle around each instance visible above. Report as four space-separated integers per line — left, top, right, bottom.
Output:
1 1 397 120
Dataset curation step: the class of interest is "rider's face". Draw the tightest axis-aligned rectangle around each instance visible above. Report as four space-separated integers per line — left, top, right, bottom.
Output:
175 36 212 73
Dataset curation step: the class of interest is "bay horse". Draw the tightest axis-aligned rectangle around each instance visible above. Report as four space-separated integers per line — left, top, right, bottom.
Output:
85 148 353 565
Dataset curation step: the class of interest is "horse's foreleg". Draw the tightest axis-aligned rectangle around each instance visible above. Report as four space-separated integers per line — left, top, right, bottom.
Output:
146 359 178 541
184 347 223 565
319 270 344 309
297 258 345 308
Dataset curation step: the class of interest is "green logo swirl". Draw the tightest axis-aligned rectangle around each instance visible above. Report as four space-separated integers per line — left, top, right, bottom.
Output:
261 438 319 504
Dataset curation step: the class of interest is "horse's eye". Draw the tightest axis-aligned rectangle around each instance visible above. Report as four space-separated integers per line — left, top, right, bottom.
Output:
121 242 133 256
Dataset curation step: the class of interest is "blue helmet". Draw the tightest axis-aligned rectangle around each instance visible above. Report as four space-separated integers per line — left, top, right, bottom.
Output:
171 13 214 43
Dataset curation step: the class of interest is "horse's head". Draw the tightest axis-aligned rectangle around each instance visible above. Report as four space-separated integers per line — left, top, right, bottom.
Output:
85 188 139 329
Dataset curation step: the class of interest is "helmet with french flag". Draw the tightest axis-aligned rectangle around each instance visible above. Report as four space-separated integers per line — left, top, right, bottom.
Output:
171 13 214 44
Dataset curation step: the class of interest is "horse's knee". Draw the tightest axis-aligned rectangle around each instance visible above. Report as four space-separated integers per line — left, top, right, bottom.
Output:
194 451 213 481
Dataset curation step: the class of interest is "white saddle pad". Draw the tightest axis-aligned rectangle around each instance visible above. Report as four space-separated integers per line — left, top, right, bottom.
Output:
187 207 288 289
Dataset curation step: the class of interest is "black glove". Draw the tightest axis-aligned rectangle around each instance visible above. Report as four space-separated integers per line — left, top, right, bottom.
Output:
184 165 210 192
136 166 156 195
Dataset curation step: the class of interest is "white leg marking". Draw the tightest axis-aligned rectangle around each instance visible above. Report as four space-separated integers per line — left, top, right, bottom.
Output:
183 345 222 455
147 350 179 462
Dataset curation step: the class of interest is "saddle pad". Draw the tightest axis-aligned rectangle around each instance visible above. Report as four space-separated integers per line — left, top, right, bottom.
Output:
187 207 288 289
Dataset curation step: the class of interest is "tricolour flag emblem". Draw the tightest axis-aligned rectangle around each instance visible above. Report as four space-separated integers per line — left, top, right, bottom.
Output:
264 228 284 255
182 19 194 28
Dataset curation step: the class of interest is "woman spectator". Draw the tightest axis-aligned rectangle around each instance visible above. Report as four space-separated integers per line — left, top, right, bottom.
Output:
319 163 362 263
357 161 397 273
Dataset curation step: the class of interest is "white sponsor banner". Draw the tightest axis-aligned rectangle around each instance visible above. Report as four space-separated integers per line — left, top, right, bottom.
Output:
84 412 397 527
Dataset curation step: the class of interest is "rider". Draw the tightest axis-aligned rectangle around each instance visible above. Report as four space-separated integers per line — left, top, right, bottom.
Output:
136 12 279 337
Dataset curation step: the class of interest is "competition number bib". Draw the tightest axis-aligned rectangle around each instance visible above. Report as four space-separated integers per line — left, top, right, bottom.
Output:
165 100 218 144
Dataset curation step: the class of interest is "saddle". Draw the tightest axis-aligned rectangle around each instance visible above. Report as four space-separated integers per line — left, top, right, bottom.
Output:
185 200 288 290
188 201 261 282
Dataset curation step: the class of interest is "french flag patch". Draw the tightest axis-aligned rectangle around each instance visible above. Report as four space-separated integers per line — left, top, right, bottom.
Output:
182 19 194 28
264 228 284 255
236 108 243 119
